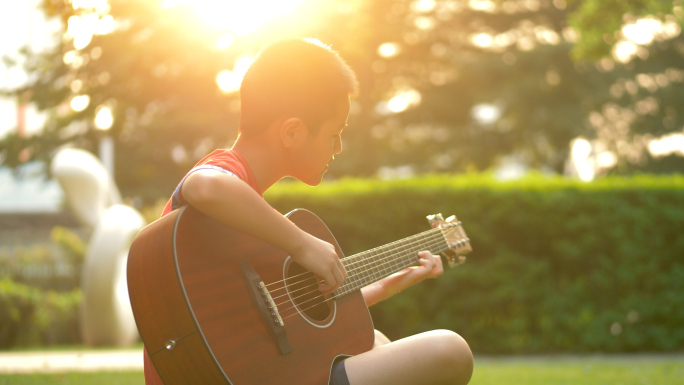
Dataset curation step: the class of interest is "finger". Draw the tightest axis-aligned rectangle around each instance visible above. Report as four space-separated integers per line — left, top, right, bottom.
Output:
331 264 345 288
319 265 344 293
318 270 336 292
418 251 435 269
337 258 348 281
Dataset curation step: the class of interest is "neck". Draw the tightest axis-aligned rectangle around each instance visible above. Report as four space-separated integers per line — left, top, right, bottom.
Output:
231 134 287 194
333 227 448 297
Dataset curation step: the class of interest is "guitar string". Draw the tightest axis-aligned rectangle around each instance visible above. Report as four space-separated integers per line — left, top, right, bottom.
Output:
270 232 450 309
263 227 447 296
261 224 458 289
260 227 446 289
268 230 447 302
265 226 455 298
271 281 319 302
281 234 448 310
275 236 448 314
278 233 446 320
273 236 450 314
269 275 319 299
270 228 444 305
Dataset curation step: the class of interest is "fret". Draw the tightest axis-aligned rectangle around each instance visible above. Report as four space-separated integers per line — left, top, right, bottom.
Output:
334 228 447 298
382 244 397 277
345 255 359 293
396 237 415 270
360 251 372 287
352 251 366 289
346 253 364 294
371 249 382 280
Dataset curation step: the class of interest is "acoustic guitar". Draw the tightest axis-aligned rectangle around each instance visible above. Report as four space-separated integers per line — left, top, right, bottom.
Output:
127 206 471 385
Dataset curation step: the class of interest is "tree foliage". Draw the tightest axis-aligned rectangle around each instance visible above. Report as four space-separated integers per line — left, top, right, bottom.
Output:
0 0 682 201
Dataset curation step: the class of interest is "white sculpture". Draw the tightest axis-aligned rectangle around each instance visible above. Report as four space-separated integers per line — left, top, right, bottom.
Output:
51 149 122 228
51 148 144 346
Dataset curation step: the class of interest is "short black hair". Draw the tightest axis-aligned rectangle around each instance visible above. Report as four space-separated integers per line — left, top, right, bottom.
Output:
239 38 358 136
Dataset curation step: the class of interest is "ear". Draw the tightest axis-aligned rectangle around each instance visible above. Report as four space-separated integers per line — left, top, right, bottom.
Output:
279 117 308 149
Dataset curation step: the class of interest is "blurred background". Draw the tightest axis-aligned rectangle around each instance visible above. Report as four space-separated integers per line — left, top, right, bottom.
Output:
0 0 683 383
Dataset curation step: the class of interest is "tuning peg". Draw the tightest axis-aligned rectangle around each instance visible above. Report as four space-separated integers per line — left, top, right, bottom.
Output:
445 215 462 226
450 240 465 248
427 213 445 227
447 255 467 268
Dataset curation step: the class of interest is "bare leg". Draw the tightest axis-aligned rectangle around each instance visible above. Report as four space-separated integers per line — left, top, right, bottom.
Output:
345 330 473 385
373 329 391 348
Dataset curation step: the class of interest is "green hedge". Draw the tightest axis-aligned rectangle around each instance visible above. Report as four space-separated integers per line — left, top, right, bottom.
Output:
0 279 81 348
0 227 85 349
265 174 684 354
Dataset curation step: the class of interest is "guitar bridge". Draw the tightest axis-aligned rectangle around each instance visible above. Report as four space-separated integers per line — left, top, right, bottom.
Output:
259 280 284 327
240 260 292 355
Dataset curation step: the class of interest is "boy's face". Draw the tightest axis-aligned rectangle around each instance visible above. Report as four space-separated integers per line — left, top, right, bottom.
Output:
291 97 350 185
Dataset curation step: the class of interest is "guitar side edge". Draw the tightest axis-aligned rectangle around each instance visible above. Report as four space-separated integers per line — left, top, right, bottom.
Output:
127 207 231 385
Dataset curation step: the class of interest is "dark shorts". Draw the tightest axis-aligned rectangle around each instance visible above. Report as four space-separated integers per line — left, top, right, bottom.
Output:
330 358 350 385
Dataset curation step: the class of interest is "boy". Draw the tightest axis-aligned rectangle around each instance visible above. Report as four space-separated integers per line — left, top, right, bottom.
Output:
144 38 473 385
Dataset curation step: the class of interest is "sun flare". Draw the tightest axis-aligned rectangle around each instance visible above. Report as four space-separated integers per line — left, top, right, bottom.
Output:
162 0 302 35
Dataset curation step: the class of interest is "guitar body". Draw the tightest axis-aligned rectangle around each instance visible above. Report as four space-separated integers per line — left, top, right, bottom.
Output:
127 206 375 385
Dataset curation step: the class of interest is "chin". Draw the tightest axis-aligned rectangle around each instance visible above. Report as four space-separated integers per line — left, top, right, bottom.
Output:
301 177 324 186
296 172 325 186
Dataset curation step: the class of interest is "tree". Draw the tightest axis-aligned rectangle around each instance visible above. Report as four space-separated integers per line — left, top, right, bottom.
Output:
1 0 682 201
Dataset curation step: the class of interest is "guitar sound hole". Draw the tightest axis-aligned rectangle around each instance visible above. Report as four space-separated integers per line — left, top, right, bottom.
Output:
285 262 331 322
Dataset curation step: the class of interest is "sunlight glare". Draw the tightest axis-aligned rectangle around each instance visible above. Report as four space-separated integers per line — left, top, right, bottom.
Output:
387 90 421 113
471 104 500 125
378 43 401 58
612 40 638 63
94 106 114 130
622 18 660 45
648 133 684 157
71 0 109 12
570 138 594 182
469 0 496 12
471 33 493 48
411 0 436 13
596 151 618 168
216 33 235 50
70 95 91 112
164 0 302 36
66 12 116 50
217 56 254 93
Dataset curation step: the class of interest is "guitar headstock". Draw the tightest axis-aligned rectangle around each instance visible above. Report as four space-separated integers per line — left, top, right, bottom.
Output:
427 213 472 268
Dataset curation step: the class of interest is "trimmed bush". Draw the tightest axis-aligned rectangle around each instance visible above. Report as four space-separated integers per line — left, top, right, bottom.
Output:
265 174 684 353
0 226 85 348
0 279 81 348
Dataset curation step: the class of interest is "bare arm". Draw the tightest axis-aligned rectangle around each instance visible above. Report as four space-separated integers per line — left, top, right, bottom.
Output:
181 169 347 294
361 251 443 307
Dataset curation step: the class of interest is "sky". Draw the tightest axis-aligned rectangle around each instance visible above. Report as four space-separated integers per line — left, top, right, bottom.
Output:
0 0 61 139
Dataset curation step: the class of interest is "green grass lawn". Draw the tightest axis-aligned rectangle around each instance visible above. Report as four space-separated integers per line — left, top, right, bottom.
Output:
0 355 682 384
472 355 684 385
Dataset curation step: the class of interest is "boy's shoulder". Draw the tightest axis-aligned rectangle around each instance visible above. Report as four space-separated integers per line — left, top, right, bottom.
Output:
161 149 261 217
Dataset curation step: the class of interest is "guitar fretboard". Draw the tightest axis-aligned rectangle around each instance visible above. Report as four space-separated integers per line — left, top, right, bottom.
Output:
333 228 447 297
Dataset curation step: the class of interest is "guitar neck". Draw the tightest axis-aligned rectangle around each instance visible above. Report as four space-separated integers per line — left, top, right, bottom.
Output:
333 227 448 297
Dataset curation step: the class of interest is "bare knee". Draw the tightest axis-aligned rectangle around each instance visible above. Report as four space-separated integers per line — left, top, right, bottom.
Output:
429 330 474 385
373 329 391 348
